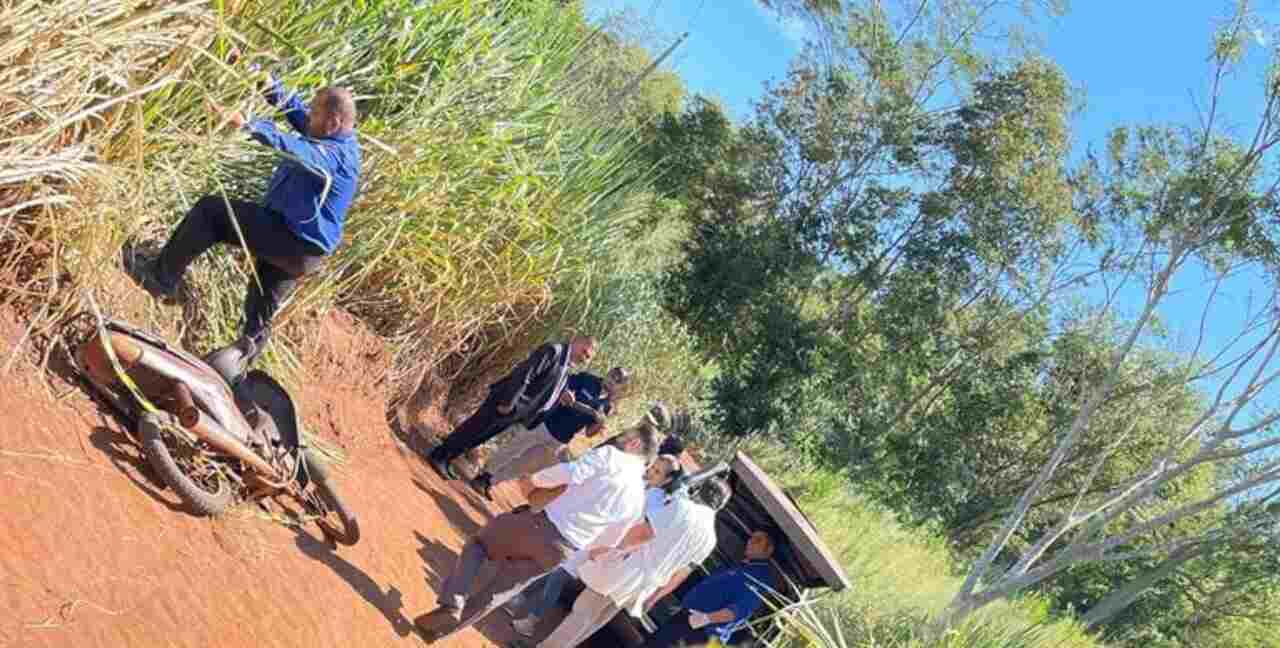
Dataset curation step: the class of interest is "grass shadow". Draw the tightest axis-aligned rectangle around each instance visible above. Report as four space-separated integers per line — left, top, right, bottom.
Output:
294 527 414 638
412 529 458 592
411 477 491 537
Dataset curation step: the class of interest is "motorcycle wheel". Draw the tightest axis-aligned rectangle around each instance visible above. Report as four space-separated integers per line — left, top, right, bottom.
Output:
139 412 234 516
302 449 361 546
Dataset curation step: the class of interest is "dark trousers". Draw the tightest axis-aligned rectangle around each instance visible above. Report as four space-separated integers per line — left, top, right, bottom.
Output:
157 195 325 344
435 509 576 640
645 610 714 648
432 390 520 462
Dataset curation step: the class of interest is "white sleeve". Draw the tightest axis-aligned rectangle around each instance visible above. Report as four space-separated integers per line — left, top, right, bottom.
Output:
530 446 607 488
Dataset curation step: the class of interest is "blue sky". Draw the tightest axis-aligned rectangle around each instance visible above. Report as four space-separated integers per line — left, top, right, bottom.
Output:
586 1 1280 424
584 0 804 120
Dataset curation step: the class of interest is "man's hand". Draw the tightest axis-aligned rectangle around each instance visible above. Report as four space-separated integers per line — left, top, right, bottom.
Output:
559 390 576 407
207 99 246 130
688 611 712 629
584 422 605 437
226 46 272 90
588 546 624 562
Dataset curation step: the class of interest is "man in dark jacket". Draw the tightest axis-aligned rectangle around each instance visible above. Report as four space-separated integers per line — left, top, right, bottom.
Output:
427 335 597 481
466 365 631 501
125 58 360 374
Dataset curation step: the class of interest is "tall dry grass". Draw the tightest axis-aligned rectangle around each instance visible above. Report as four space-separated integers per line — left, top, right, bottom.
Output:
0 0 666 400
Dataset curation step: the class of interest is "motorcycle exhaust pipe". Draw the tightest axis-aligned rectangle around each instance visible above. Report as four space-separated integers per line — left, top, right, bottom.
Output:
180 408 285 484
81 333 204 431
79 331 144 386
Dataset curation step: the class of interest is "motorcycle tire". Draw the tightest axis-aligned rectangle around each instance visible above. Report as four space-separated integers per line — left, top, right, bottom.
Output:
139 412 234 516
302 449 361 546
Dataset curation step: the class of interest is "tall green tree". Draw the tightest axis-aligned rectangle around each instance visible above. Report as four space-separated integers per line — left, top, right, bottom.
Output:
948 3 1280 626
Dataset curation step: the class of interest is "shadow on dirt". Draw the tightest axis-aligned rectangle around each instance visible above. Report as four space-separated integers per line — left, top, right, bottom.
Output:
294 527 414 638
87 425 188 514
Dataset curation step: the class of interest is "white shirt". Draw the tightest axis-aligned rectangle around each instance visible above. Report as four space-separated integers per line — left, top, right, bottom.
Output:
532 444 647 551
577 492 719 616
645 487 668 516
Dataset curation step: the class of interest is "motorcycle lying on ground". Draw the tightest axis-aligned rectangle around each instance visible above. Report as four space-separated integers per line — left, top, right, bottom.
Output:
74 318 360 546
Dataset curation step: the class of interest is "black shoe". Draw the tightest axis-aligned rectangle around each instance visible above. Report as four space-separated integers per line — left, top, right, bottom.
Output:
468 473 494 501
205 335 258 386
414 605 462 642
121 241 180 302
427 452 458 481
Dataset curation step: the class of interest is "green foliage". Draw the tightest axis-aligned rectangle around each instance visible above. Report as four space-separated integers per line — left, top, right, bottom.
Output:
724 439 1100 648
655 1 1280 644
639 95 736 202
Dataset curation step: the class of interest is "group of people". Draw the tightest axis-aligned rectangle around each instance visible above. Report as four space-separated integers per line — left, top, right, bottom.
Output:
417 335 779 647
123 60 781 648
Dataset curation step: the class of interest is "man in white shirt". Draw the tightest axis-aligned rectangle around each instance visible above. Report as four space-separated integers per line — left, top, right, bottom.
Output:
414 423 662 643
506 454 685 636
518 477 730 648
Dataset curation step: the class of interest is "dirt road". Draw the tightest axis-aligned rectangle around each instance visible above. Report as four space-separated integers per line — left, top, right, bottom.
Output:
0 312 534 648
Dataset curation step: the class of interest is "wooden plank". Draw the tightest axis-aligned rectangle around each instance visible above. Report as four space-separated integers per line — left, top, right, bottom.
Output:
732 451 850 591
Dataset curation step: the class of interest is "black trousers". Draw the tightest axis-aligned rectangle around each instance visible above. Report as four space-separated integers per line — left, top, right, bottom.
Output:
431 390 522 462
157 196 325 343
645 610 714 648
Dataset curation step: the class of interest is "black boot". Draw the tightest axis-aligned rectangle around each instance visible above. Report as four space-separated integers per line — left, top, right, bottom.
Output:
121 241 180 302
427 448 458 481
468 472 494 501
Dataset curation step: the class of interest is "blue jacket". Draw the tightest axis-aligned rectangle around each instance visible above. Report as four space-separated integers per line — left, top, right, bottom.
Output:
243 77 360 254
680 559 774 641
533 372 614 444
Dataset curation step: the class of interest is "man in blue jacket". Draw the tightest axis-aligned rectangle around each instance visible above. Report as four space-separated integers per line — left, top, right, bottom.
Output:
126 64 360 367
644 530 777 648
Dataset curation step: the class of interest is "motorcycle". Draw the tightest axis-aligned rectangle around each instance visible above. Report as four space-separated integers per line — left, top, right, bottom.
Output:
74 318 360 546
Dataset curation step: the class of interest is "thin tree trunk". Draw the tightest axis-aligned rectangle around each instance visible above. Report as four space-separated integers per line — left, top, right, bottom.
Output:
1081 543 1203 628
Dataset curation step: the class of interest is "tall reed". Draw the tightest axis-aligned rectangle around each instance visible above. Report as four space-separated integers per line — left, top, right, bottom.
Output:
1 0 657 396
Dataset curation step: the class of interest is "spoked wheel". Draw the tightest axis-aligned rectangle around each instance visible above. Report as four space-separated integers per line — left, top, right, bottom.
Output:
138 412 234 515
302 449 360 546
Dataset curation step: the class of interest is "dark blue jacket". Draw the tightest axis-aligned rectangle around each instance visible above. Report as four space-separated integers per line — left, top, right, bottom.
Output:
243 77 360 254
680 559 774 641
535 372 614 443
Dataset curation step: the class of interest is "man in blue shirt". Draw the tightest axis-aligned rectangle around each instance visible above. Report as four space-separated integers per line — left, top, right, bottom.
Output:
644 530 777 648
467 366 631 501
126 59 360 370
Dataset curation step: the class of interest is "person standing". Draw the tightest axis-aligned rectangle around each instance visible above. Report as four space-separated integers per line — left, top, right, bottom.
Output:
505 454 685 637
468 366 632 500
126 60 360 372
643 530 778 648
413 424 662 643
516 477 729 648
427 335 596 481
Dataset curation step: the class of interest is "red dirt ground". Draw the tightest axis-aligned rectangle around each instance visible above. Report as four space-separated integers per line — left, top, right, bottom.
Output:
0 309 545 648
